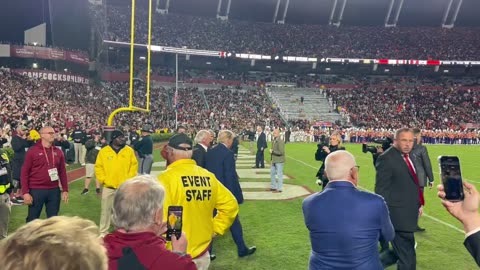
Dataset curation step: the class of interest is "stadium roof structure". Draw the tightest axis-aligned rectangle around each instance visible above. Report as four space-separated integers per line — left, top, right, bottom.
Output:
104 0 480 27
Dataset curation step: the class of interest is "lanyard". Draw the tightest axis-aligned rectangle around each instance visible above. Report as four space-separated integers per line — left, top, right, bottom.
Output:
43 146 55 168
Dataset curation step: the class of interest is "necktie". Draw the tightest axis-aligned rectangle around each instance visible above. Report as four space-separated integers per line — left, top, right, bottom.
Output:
403 154 425 205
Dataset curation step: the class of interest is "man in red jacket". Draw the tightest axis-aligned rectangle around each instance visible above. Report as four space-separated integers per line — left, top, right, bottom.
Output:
104 175 197 270
21 126 69 222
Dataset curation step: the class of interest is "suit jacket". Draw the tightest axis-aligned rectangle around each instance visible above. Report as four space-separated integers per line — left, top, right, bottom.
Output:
205 143 243 204
465 230 480 267
191 144 207 168
303 181 394 270
257 132 267 151
375 147 420 232
410 144 434 187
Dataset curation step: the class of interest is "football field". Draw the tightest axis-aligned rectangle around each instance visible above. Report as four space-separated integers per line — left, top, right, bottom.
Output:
8 142 480 270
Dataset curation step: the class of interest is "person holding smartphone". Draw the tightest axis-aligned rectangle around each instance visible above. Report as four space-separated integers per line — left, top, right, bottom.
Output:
104 175 197 270
437 182 480 266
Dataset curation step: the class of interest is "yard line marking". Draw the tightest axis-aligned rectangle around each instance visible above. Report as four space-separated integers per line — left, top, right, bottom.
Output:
286 155 465 234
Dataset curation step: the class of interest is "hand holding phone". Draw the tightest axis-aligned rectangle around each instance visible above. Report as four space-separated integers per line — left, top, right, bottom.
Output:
166 206 183 241
171 231 188 254
438 156 464 201
437 182 480 231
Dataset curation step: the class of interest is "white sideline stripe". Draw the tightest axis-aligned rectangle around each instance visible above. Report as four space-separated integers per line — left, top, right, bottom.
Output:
286 155 465 234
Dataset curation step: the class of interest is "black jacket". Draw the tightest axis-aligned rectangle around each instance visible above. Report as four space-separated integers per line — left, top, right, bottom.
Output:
410 143 434 187
465 231 480 267
191 144 207 168
315 145 345 179
375 147 420 232
11 135 32 180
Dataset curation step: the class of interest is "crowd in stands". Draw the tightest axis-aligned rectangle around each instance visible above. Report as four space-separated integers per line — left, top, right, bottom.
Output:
91 5 480 60
0 69 280 139
326 77 480 131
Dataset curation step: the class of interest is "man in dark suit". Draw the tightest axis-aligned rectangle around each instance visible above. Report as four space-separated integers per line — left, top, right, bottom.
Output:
437 182 480 267
205 130 256 258
411 128 434 232
253 126 267 168
303 150 394 270
375 128 424 270
191 130 213 169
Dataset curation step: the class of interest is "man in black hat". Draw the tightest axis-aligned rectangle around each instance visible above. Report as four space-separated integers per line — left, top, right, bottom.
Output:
95 130 138 236
134 124 154 175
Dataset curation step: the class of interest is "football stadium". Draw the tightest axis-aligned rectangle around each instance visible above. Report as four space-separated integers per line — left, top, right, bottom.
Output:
0 0 480 269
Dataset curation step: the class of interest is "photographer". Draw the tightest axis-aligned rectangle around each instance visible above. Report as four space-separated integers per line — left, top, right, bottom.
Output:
315 133 345 189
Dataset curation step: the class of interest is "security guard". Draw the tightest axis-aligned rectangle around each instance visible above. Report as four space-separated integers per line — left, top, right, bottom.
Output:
134 124 154 174
158 134 239 270
0 152 12 239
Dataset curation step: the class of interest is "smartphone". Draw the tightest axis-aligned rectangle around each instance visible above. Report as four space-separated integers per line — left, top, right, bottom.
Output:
166 206 183 241
438 156 464 201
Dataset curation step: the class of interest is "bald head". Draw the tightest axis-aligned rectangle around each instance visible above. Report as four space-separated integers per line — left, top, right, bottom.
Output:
324 150 359 185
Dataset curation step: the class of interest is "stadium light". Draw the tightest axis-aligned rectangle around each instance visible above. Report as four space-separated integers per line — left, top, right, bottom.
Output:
33 42 37 46
64 68 68 72
32 63 38 69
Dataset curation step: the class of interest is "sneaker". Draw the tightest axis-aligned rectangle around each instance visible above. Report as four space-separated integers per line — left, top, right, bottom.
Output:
81 189 89 195
96 188 101 195
316 180 322 186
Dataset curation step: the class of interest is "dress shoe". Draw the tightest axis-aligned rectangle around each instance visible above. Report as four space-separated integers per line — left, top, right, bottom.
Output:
209 253 217 261
272 190 283 193
251 166 259 168
416 226 426 232
239 246 256 257
266 188 276 191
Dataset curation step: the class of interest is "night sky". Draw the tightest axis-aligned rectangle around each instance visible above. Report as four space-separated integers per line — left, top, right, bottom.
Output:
0 0 479 50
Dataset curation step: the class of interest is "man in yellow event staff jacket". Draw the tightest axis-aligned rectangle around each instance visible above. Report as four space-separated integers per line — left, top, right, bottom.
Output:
158 133 239 270
95 130 138 236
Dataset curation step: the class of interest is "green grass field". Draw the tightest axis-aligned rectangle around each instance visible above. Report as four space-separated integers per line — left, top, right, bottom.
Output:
8 142 480 270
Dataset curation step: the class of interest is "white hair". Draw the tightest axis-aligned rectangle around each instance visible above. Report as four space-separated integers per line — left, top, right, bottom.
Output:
324 150 356 181
112 175 165 231
194 130 210 144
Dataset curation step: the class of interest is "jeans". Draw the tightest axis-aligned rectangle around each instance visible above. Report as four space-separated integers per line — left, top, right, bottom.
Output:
270 162 284 191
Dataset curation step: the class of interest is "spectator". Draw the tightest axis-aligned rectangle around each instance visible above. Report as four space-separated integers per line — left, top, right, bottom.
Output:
303 150 394 269
104 175 197 270
0 216 108 270
437 182 480 267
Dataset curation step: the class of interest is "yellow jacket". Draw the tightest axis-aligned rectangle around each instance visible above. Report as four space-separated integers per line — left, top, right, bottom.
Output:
29 130 40 141
95 145 138 189
158 159 239 258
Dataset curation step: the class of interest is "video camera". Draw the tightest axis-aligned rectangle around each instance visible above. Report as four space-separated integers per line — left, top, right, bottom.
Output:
317 135 330 149
362 137 393 154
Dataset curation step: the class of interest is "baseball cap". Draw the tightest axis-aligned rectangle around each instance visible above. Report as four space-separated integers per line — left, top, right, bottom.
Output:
168 133 193 150
111 130 124 141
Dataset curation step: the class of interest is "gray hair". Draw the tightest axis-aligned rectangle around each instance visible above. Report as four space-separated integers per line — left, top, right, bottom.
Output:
194 130 210 144
217 130 235 144
112 175 165 231
324 150 356 181
394 128 413 140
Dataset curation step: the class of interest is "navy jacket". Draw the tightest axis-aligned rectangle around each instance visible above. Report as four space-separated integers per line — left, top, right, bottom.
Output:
205 143 243 204
302 181 394 270
256 132 267 151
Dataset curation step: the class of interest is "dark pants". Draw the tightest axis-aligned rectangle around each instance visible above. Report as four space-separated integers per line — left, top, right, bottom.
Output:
210 215 248 256
231 215 249 255
391 231 416 270
26 188 61 223
255 150 265 168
